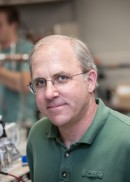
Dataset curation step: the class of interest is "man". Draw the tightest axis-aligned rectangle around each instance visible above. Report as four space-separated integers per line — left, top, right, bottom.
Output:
27 35 130 182
0 6 36 123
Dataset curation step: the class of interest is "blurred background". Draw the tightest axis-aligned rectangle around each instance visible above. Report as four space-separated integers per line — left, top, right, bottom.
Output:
0 0 130 181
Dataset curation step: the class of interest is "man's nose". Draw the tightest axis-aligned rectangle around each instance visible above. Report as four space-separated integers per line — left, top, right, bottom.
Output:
45 81 59 100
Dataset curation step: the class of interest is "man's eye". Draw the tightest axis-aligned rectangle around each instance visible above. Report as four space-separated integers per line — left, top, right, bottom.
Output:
57 75 70 82
35 79 46 88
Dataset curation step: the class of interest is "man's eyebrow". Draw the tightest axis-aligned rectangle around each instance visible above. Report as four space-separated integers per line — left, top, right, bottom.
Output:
33 71 71 80
53 71 71 77
33 77 45 81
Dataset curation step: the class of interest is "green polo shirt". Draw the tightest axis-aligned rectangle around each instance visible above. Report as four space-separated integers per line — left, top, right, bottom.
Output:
27 98 130 182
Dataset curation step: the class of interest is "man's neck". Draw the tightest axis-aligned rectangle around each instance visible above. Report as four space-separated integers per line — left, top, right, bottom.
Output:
58 97 98 149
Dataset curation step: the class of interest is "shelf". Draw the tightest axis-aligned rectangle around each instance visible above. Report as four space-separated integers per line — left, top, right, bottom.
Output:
0 0 66 6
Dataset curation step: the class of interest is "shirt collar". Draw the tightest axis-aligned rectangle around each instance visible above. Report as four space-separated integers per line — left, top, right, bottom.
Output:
47 98 110 145
47 122 59 138
78 98 109 145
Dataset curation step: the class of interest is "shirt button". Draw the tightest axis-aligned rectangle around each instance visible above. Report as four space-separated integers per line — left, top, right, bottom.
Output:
62 172 67 177
65 152 70 157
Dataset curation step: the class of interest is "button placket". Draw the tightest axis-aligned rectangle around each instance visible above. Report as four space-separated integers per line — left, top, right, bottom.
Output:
60 150 72 180
62 171 68 177
65 152 70 157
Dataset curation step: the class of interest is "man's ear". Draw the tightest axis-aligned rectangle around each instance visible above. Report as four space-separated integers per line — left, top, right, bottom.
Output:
87 70 97 93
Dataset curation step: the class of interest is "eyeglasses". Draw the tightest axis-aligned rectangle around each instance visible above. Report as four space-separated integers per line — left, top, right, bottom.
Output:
28 72 87 94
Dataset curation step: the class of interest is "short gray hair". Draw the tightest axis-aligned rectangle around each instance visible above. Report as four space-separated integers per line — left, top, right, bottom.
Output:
30 35 97 76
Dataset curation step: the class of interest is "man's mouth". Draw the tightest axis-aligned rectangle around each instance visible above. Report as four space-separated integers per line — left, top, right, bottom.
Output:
47 104 66 108
47 103 67 110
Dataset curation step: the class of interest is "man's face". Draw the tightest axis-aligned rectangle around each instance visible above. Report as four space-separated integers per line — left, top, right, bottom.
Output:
31 40 96 127
0 12 13 43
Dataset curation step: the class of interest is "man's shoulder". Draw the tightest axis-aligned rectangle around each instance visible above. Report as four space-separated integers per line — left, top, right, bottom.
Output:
107 109 130 143
97 98 130 128
31 117 51 132
28 117 51 139
109 109 130 127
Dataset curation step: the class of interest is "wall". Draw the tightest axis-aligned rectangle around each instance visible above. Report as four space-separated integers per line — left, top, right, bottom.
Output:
74 0 130 58
17 1 75 35
74 0 130 92
16 0 130 89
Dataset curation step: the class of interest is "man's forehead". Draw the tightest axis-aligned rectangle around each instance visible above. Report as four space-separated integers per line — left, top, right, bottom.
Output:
32 39 73 57
31 40 82 77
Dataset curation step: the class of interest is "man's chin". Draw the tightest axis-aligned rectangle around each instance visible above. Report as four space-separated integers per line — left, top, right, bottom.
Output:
47 115 70 127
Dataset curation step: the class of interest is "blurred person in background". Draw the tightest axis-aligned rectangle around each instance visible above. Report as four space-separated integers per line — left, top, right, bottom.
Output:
0 6 36 123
